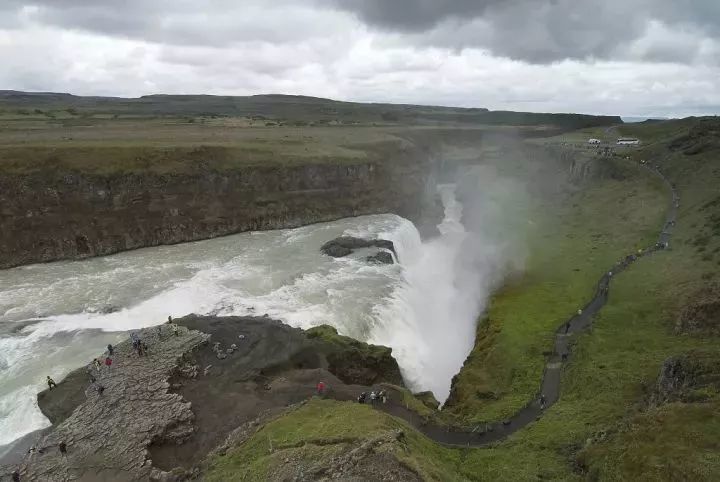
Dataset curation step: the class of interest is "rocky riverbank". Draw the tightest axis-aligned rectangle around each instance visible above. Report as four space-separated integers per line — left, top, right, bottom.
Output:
7 316 405 481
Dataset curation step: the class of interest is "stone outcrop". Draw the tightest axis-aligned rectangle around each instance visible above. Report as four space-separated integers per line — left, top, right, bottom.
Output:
305 325 404 386
413 391 441 410
23 324 209 481
0 148 433 269
18 316 407 480
648 353 720 407
675 285 720 335
320 236 397 260
267 429 421 482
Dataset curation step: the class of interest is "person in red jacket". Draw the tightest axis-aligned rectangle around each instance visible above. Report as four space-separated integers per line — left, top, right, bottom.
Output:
316 381 326 396
105 357 112 367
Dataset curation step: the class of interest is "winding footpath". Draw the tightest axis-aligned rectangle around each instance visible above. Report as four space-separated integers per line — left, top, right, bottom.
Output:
368 161 679 447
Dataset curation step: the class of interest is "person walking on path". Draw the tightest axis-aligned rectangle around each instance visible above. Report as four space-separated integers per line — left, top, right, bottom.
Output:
46 376 57 390
370 391 377 406
564 321 571 334
316 381 326 396
93 358 102 372
172 324 179 337
104 356 112 368
58 441 67 457
107 344 114 356
540 394 547 410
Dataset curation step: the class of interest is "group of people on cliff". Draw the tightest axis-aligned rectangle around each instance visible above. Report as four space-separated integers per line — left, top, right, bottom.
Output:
357 389 388 405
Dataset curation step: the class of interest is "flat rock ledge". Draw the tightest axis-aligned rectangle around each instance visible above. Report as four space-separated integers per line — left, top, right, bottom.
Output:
16 324 209 482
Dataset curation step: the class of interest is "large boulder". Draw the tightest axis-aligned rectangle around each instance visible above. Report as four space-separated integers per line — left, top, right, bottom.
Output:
305 325 404 386
413 391 440 410
320 236 397 260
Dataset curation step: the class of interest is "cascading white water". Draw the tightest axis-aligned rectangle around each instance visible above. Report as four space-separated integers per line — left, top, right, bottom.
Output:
371 185 489 401
0 182 509 447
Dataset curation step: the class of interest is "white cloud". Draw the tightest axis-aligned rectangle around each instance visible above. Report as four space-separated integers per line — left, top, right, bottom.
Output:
0 2 718 117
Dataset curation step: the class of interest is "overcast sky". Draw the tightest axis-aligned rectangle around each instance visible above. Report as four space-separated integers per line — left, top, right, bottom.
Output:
1 0 719 117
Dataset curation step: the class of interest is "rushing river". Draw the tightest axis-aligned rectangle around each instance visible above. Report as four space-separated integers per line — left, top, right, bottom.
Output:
0 185 487 447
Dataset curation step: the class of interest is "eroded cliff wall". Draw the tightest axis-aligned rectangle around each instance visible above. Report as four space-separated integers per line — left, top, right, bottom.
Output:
0 149 435 268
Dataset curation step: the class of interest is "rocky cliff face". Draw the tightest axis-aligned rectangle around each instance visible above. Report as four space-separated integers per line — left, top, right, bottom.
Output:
16 316 407 480
0 149 435 268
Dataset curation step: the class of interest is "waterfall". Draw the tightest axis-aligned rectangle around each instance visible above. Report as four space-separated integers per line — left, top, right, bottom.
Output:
372 184 486 402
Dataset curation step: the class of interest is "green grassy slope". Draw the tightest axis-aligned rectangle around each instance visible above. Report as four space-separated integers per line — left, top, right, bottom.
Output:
445 156 668 422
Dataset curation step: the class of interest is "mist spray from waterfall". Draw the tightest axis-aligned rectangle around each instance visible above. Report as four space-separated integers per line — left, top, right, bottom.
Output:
373 170 527 402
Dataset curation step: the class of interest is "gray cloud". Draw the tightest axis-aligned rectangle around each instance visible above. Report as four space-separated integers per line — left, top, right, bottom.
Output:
2 0 719 64
1 1 352 46
0 1 718 116
325 0 501 31
327 0 720 63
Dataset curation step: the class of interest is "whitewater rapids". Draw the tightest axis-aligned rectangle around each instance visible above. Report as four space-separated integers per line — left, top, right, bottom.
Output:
0 184 489 447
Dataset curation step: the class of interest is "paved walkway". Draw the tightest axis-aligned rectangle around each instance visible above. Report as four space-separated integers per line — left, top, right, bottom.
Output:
361 162 678 447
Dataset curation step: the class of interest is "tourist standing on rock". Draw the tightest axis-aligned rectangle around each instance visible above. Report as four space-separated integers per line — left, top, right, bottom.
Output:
46 376 57 390
173 324 179 337
167 315 173 324
107 344 114 356
104 356 112 368
316 381 326 396
12 470 20 482
93 358 102 371
58 441 67 457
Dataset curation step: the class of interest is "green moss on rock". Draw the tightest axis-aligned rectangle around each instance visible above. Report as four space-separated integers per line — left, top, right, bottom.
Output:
306 325 404 386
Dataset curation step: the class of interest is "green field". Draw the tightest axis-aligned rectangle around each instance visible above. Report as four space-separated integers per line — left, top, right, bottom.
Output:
0 91 620 175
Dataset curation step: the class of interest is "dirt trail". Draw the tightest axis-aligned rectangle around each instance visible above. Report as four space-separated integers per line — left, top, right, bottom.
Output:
339 162 678 447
